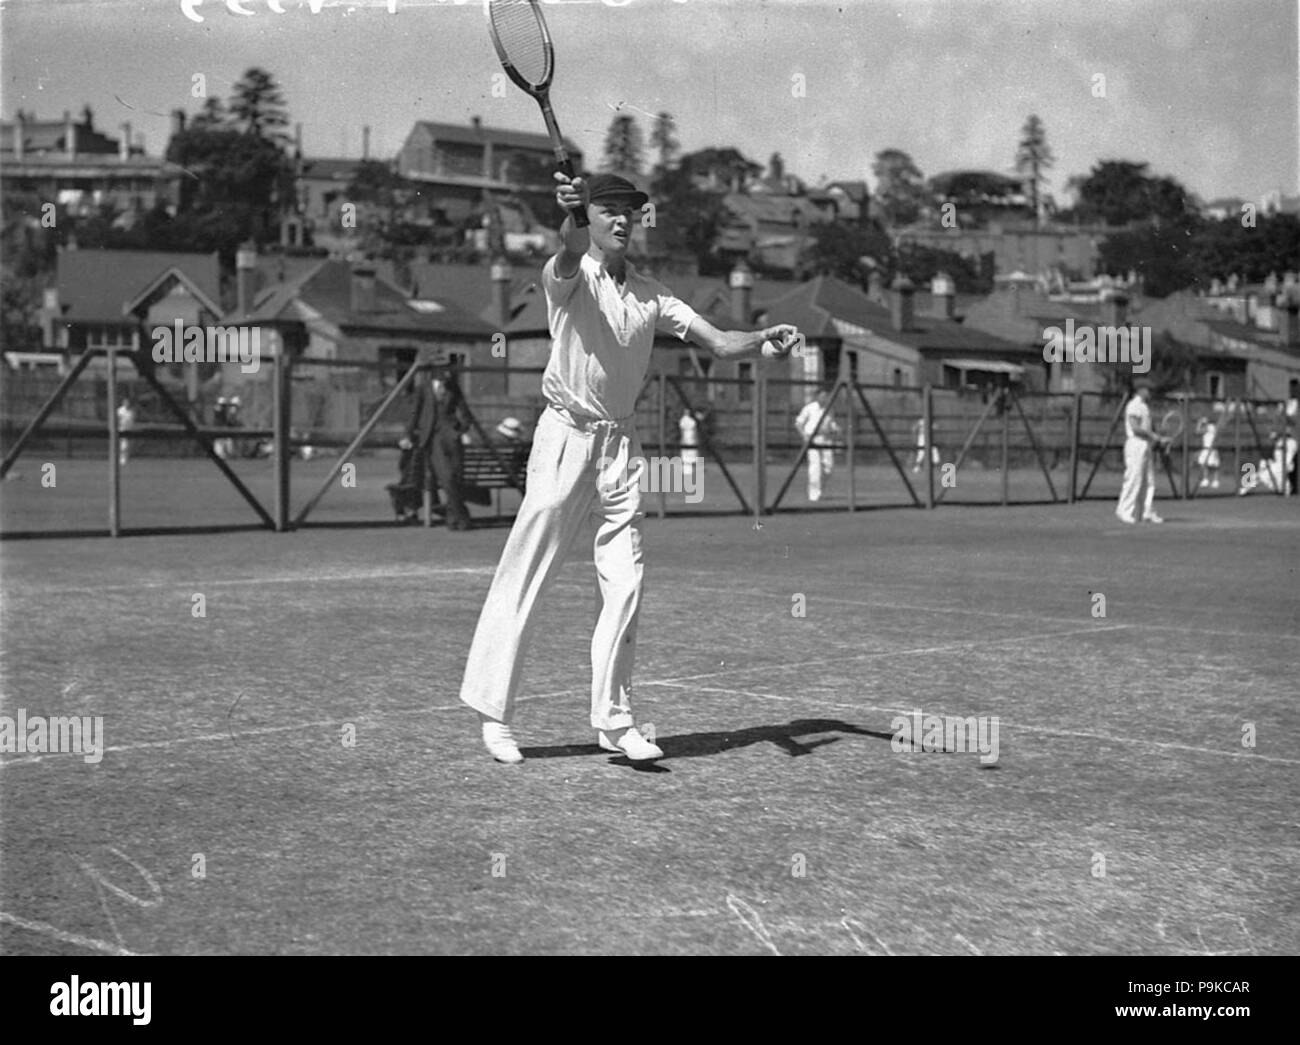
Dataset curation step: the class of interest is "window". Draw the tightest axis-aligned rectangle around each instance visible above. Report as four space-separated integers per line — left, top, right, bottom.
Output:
378 346 417 390
1207 372 1224 399
892 367 903 388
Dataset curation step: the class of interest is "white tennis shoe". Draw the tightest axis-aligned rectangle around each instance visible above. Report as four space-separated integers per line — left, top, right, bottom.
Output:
482 720 523 764
598 726 664 761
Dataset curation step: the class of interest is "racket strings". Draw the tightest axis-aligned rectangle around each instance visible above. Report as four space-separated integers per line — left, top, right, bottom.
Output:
489 1 551 86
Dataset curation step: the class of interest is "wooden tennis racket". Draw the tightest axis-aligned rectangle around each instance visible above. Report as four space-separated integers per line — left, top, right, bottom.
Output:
485 0 588 227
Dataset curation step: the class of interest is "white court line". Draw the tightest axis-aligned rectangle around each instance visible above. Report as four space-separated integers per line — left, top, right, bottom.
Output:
0 910 145 956
0 625 1126 769
649 680 1300 767
8 565 496 598
685 583 1298 642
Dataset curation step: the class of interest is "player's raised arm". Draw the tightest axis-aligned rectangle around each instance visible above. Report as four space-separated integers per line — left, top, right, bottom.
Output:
686 317 801 361
553 172 589 278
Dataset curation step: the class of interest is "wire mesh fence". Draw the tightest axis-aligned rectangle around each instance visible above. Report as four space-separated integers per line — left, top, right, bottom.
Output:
2 349 1294 536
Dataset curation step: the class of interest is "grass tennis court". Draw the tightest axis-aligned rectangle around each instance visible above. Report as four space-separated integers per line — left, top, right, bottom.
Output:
1 478 1295 955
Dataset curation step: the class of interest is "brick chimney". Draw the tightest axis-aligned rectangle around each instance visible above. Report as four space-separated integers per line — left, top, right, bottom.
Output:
119 122 131 161
729 260 754 323
866 269 885 305
362 125 371 161
1101 287 1129 328
1277 296 1300 349
350 262 378 313
931 271 955 320
236 242 259 315
891 274 915 332
171 109 186 138
471 115 482 133
13 111 24 160
64 110 76 157
490 255 512 328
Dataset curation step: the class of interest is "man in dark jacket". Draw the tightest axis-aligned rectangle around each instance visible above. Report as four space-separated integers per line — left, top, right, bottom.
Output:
399 366 473 530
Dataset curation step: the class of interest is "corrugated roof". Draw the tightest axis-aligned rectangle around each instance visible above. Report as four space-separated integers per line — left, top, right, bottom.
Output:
413 120 582 158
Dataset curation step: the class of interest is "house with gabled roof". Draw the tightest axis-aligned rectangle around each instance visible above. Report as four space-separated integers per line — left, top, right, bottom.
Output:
396 116 583 227
39 247 223 358
762 273 1036 393
220 252 498 435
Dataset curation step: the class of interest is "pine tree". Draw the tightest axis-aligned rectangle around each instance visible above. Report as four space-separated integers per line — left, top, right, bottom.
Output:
601 114 645 178
650 112 679 178
1015 115 1055 229
230 67 291 146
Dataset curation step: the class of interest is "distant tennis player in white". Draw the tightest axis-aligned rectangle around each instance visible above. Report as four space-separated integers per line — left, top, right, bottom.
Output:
460 172 801 763
1116 378 1166 524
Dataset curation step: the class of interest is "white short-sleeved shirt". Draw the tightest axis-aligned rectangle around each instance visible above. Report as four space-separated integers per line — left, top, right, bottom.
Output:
541 254 700 421
1124 395 1151 445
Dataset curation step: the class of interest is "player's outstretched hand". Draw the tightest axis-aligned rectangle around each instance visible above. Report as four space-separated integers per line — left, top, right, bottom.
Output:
554 171 588 215
760 324 801 358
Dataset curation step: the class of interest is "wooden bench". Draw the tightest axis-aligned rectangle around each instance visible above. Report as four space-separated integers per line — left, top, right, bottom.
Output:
460 444 529 516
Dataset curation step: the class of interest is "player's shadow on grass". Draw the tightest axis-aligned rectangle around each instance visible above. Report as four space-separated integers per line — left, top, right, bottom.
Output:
520 718 891 768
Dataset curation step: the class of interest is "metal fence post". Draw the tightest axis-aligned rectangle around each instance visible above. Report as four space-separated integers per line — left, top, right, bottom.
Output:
273 342 291 532
1233 401 1241 491
752 369 767 517
846 379 856 512
657 371 667 519
1068 390 1082 504
1000 388 1010 507
924 383 935 509
107 347 120 537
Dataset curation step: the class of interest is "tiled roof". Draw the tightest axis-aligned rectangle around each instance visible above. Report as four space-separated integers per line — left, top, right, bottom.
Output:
55 249 222 324
227 260 496 337
764 275 1028 356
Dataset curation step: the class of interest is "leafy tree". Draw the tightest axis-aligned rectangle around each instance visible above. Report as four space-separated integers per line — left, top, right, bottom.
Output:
190 96 228 131
647 162 727 272
1097 217 1205 297
1064 161 1195 227
895 245 995 295
166 124 291 250
601 114 645 178
807 219 892 282
871 148 929 227
1187 213 1300 286
1014 114 1055 227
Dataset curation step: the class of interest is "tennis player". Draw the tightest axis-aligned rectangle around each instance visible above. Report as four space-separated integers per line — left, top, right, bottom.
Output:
796 389 839 501
460 171 800 763
1116 378 1165 524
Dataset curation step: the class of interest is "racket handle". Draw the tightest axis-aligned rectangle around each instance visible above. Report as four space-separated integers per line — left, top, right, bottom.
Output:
557 156 589 228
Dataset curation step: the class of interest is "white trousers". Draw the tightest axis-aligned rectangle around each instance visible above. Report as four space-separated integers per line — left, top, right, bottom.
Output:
459 406 643 730
807 448 833 500
1118 439 1156 519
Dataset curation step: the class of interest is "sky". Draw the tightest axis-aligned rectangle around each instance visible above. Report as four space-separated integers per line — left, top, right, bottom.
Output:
2 0 1297 206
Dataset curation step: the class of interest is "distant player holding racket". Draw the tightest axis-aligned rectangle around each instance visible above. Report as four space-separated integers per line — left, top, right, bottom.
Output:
459 170 801 763
1115 378 1166 524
